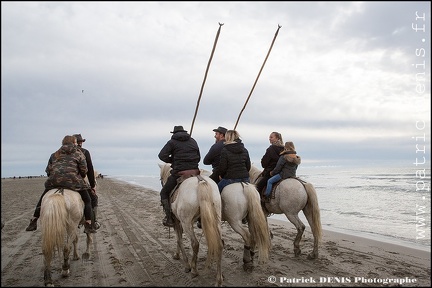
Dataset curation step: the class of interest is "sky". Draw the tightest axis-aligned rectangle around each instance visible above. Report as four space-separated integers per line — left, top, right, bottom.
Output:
1 1 431 178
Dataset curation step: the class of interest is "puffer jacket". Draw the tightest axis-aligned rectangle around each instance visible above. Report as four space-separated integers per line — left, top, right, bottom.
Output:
44 143 90 191
218 140 251 179
271 152 301 179
158 131 201 174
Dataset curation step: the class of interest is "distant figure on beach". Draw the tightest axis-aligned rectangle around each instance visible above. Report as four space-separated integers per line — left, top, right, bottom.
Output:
256 132 284 197
25 135 96 233
217 130 251 193
73 134 101 230
203 126 227 184
158 125 201 227
264 141 301 201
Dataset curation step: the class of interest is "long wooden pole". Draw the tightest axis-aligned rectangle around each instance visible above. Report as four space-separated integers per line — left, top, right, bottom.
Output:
234 24 281 130
190 23 224 136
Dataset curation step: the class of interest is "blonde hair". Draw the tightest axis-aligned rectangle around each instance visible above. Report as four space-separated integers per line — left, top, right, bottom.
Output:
224 130 241 144
271 131 284 146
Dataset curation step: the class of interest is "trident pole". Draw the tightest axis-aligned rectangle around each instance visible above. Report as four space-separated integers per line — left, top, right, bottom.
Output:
190 23 224 136
234 24 281 130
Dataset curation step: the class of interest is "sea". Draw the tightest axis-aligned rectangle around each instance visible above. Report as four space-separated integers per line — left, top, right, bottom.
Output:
108 164 431 252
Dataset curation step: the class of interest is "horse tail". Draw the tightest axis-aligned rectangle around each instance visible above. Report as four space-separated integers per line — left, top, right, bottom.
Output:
243 183 271 264
303 183 322 241
198 180 223 265
40 192 68 264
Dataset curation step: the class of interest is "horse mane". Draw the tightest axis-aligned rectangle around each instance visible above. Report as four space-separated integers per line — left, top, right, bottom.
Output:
249 165 262 183
159 163 171 183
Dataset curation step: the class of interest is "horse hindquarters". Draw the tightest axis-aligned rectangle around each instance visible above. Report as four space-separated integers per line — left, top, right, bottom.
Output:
197 179 223 287
40 192 68 286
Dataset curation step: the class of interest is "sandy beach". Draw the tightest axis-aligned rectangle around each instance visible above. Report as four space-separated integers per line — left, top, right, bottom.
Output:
1 177 430 287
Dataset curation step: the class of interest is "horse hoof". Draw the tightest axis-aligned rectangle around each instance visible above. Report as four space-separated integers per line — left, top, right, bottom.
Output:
307 252 318 260
82 252 90 260
61 269 70 277
242 262 254 272
173 254 180 260
294 249 301 257
191 271 199 278
184 267 191 273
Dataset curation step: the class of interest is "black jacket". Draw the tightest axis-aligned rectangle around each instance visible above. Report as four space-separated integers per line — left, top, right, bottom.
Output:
158 131 200 174
203 140 225 169
261 144 284 177
218 140 251 179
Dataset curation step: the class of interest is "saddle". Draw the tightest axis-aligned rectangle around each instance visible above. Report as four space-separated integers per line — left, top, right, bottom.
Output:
262 177 308 201
169 169 202 203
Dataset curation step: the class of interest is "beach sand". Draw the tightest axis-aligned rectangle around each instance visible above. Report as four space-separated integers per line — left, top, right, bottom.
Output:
1 177 430 287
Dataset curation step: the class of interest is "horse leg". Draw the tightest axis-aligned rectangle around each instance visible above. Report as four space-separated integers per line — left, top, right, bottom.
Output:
82 231 92 260
285 214 305 257
173 220 181 260
44 258 54 287
174 224 191 273
229 221 254 271
183 224 199 278
62 241 71 277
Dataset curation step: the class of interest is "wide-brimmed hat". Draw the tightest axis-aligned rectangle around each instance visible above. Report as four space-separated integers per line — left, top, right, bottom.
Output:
213 126 227 135
170 126 187 134
73 134 86 143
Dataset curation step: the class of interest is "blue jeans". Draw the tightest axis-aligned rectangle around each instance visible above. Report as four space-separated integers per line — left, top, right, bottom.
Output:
218 177 250 193
265 174 281 197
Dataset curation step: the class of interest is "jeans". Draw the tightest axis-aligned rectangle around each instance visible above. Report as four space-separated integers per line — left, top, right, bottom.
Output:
265 174 281 197
218 177 250 193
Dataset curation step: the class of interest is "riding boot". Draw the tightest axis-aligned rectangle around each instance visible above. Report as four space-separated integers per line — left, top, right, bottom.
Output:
25 218 38 231
196 217 202 229
161 199 174 227
93 207 101 230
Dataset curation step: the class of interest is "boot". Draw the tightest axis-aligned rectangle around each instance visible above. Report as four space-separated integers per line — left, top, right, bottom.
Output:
161 199 174 227
93 207 101 230
84 221 96 234
25 218 38 231
196 218 202 229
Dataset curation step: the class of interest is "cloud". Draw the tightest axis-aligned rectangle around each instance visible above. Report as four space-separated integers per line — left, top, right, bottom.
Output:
1 1 430 177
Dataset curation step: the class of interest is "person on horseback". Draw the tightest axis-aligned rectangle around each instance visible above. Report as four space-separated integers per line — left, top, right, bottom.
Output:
73 134 101 230
158 125 201 227
255 132 284 197
25 135 96 233
264 141 301 201
203 126 227 183
217 130 251 193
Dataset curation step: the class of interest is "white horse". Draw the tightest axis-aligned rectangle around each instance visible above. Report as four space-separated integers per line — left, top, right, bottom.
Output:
249 165 322 259
220 182 271 270
40 188 92 287
159 163 224 287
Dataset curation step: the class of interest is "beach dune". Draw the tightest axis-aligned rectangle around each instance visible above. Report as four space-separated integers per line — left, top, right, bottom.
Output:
1 177 430 287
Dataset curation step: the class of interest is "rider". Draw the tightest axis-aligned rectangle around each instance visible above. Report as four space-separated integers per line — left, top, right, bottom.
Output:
255 132 284 197
217 130 251 193
158 125 201 227
25 135 96 233
265 141 301 201
203 126 227 183
73 133 100 230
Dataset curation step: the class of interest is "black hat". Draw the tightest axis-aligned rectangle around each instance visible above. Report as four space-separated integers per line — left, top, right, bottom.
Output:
170 126 187 133
213 126 227 135
73 134 86 143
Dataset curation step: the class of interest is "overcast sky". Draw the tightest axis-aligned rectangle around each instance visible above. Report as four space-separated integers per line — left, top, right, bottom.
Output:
1 1 431 178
